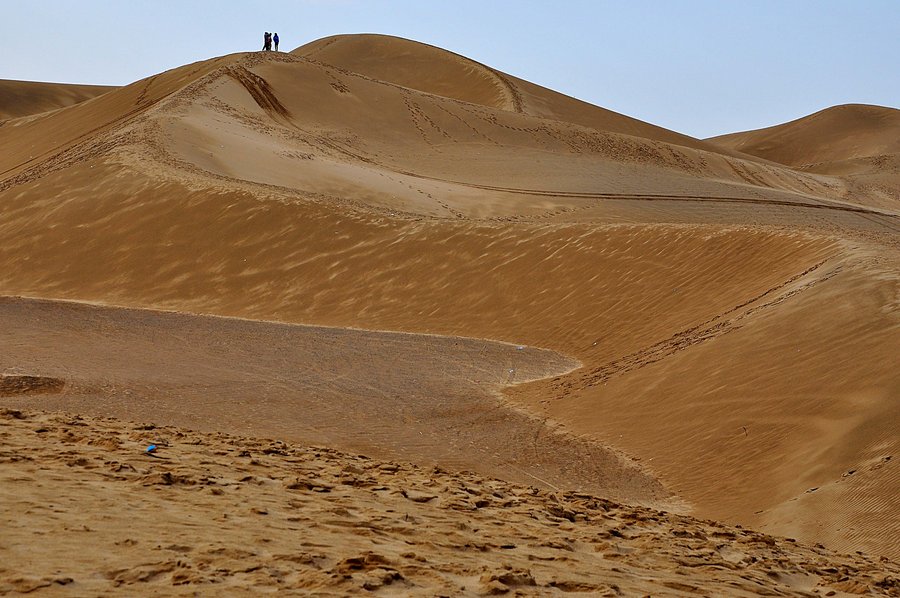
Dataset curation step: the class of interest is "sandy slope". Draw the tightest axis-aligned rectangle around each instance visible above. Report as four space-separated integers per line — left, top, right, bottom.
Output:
0 79 114 121
2 408 898 596
1 33 899 580
709 104 900 209
709 104 900 170
294 34 739 156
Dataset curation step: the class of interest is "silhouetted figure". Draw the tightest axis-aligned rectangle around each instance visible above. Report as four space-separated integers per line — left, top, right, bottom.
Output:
273 33 279 52
263 32 272 51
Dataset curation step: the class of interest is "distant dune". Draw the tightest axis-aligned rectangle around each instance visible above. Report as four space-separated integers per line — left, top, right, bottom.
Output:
709 104 900 208
709 104 900 170
1 33 898 583
0 78 114 121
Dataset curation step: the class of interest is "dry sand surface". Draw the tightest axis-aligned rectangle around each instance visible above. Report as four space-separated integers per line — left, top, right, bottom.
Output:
3 408 899 596
0 79 114 121
1 33 899 592
709 104 900 171
710 104 900 210
0 296 669 504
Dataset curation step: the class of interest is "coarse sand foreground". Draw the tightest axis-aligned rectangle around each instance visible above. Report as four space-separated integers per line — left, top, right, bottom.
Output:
2 408 899 597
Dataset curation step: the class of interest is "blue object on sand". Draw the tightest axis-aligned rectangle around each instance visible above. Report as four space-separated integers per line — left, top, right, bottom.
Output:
146 444 157 454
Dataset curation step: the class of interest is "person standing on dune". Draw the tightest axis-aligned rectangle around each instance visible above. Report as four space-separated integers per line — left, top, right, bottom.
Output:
262 32 271 51
273 33 279 51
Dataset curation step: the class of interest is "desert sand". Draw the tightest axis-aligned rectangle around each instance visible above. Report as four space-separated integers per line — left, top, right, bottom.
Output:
2 407 899 596
1 33 898 593
0 79 113 121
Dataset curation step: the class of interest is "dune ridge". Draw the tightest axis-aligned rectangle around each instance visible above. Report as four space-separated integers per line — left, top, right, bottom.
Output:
293 33 741 156
3 48 882 217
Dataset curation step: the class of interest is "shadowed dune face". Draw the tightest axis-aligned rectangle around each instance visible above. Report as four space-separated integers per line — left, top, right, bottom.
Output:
0 79 114 121
0 35 899 560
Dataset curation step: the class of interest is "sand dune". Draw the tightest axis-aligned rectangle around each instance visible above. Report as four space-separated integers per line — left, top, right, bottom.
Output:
3 45 880 219
709 104 900 210
1 33 899 587
0 78 114 121
294 34 739 156
709 104 900 170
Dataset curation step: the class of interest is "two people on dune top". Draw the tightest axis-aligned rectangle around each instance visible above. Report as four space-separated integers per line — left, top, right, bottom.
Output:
262 32 279 51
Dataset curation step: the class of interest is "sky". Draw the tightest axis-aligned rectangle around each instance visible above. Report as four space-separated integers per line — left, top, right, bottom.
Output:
1 0 897 138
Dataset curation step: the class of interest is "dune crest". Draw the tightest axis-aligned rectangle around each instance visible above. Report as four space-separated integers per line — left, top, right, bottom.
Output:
295 33 762 156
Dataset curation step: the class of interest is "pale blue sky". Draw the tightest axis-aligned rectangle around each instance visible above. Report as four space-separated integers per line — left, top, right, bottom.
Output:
1 1 897 137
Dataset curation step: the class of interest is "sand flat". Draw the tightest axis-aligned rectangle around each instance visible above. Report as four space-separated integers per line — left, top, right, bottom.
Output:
0 296 674 504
